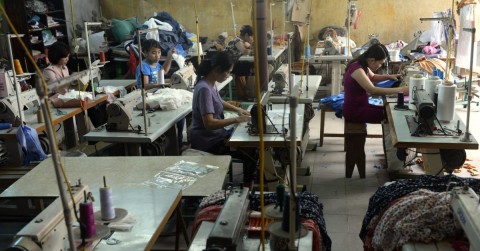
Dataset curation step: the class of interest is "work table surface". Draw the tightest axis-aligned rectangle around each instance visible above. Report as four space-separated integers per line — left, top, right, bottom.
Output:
1 156 231 198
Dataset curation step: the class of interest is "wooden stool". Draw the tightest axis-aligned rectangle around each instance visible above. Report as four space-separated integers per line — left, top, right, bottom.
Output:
319 103 383 147
344 122 367 178
319 104 343 146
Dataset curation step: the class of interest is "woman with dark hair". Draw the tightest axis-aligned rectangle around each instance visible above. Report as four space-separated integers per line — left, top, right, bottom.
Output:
43 41 70 93
225 25 254 100
191 51 256 185
343 43 408 123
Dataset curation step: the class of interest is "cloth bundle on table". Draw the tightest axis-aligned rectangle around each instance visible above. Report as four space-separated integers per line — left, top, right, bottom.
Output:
360 175 480 251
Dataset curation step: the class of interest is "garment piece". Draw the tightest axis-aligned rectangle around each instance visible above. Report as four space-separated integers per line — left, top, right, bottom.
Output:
456 3 480 72
190 80 227 152
225 36 244 61
372 189 457 251
342 62 384 123
135 61 162 88
359 175 480 240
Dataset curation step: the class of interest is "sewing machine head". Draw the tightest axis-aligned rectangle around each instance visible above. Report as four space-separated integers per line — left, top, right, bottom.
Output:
0 89 40 126
405 88 436 136
450 186 480 251
273 64 288 94
206 187 250 251
106 90 142 131
171 64 197 90
6 184 89 251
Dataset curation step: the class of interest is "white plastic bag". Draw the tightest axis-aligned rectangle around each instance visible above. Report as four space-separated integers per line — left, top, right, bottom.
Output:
143 18 174 41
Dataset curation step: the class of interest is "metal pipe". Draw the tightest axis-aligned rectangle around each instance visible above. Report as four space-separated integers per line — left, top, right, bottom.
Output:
134 28 158 136
84 22 102 100
256 0 269 91
231 2 237 37
7 34 24 125
288 95 298 251
460 27 475 143
35 83 76 251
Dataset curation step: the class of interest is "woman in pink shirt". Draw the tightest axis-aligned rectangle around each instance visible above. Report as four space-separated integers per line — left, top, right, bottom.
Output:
42 41 70 94
343 43 408 123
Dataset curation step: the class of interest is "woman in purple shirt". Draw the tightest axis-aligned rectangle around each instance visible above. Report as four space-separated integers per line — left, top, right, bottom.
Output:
343 43 409 123
191 51 256 184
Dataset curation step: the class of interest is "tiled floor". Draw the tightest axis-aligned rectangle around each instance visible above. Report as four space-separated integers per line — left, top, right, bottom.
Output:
302 103 480 251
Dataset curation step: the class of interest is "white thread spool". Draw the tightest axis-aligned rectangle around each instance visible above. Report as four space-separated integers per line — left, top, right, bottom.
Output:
158 69 165 85
408 74 426 110
425 76 442 99
437 84 456 122
100 186 116 220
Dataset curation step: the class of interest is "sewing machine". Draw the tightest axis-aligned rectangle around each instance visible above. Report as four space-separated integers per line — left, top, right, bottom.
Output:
46 66 101 94
406 89 436 136
0 88 40 126
171 64 196 90
6 184 89 251
205 187 250 251
105 89 143 131
272 64 288 94
450 186 480 250
402 186 480 251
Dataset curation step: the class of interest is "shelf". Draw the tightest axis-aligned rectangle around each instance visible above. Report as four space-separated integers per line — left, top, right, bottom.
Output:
28 24 66 33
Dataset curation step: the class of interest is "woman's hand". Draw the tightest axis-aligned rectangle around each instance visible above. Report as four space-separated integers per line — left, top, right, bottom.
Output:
236 107 251 116
388 74 402 80
401 85 409 96
390 74 401 80
235 115 252 123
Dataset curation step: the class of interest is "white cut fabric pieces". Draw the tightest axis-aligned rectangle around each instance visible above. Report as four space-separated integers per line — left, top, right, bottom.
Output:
456 4 480 72
136 88 193 110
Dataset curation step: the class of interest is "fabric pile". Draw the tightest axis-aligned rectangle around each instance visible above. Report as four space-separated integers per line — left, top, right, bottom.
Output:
318 92 383 119
360 175 480 251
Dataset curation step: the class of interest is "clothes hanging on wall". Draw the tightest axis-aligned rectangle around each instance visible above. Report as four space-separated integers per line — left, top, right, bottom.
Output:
456 3 480 72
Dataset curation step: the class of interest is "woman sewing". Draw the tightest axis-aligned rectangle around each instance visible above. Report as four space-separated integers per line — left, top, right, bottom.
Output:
43 41 70 94
225 25 253 100
343 43 408 123
191 51 256 186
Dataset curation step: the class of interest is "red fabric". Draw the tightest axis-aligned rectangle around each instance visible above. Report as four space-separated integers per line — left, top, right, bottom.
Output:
191 205 223 238
301 219 322 251
124 47 138 79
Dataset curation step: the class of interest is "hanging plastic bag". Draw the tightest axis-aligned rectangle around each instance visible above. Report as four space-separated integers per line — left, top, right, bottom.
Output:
16 125 47 165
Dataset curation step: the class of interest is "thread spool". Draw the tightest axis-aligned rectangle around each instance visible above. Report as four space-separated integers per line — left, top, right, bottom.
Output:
281 193 300 232
158 69 165 85
425 76 441 99
79 191 96 238
99 52 106 63
100 176 116 220
437 84 456 122
0 123 12 130
14 59 24 75
276 183 285 211
408 74 425 110
396 92 405 108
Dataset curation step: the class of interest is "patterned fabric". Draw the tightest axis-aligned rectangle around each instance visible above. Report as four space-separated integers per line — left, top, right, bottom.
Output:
198 190 332 251
360 175 480 240
372 189 458 251
224 37 244 61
